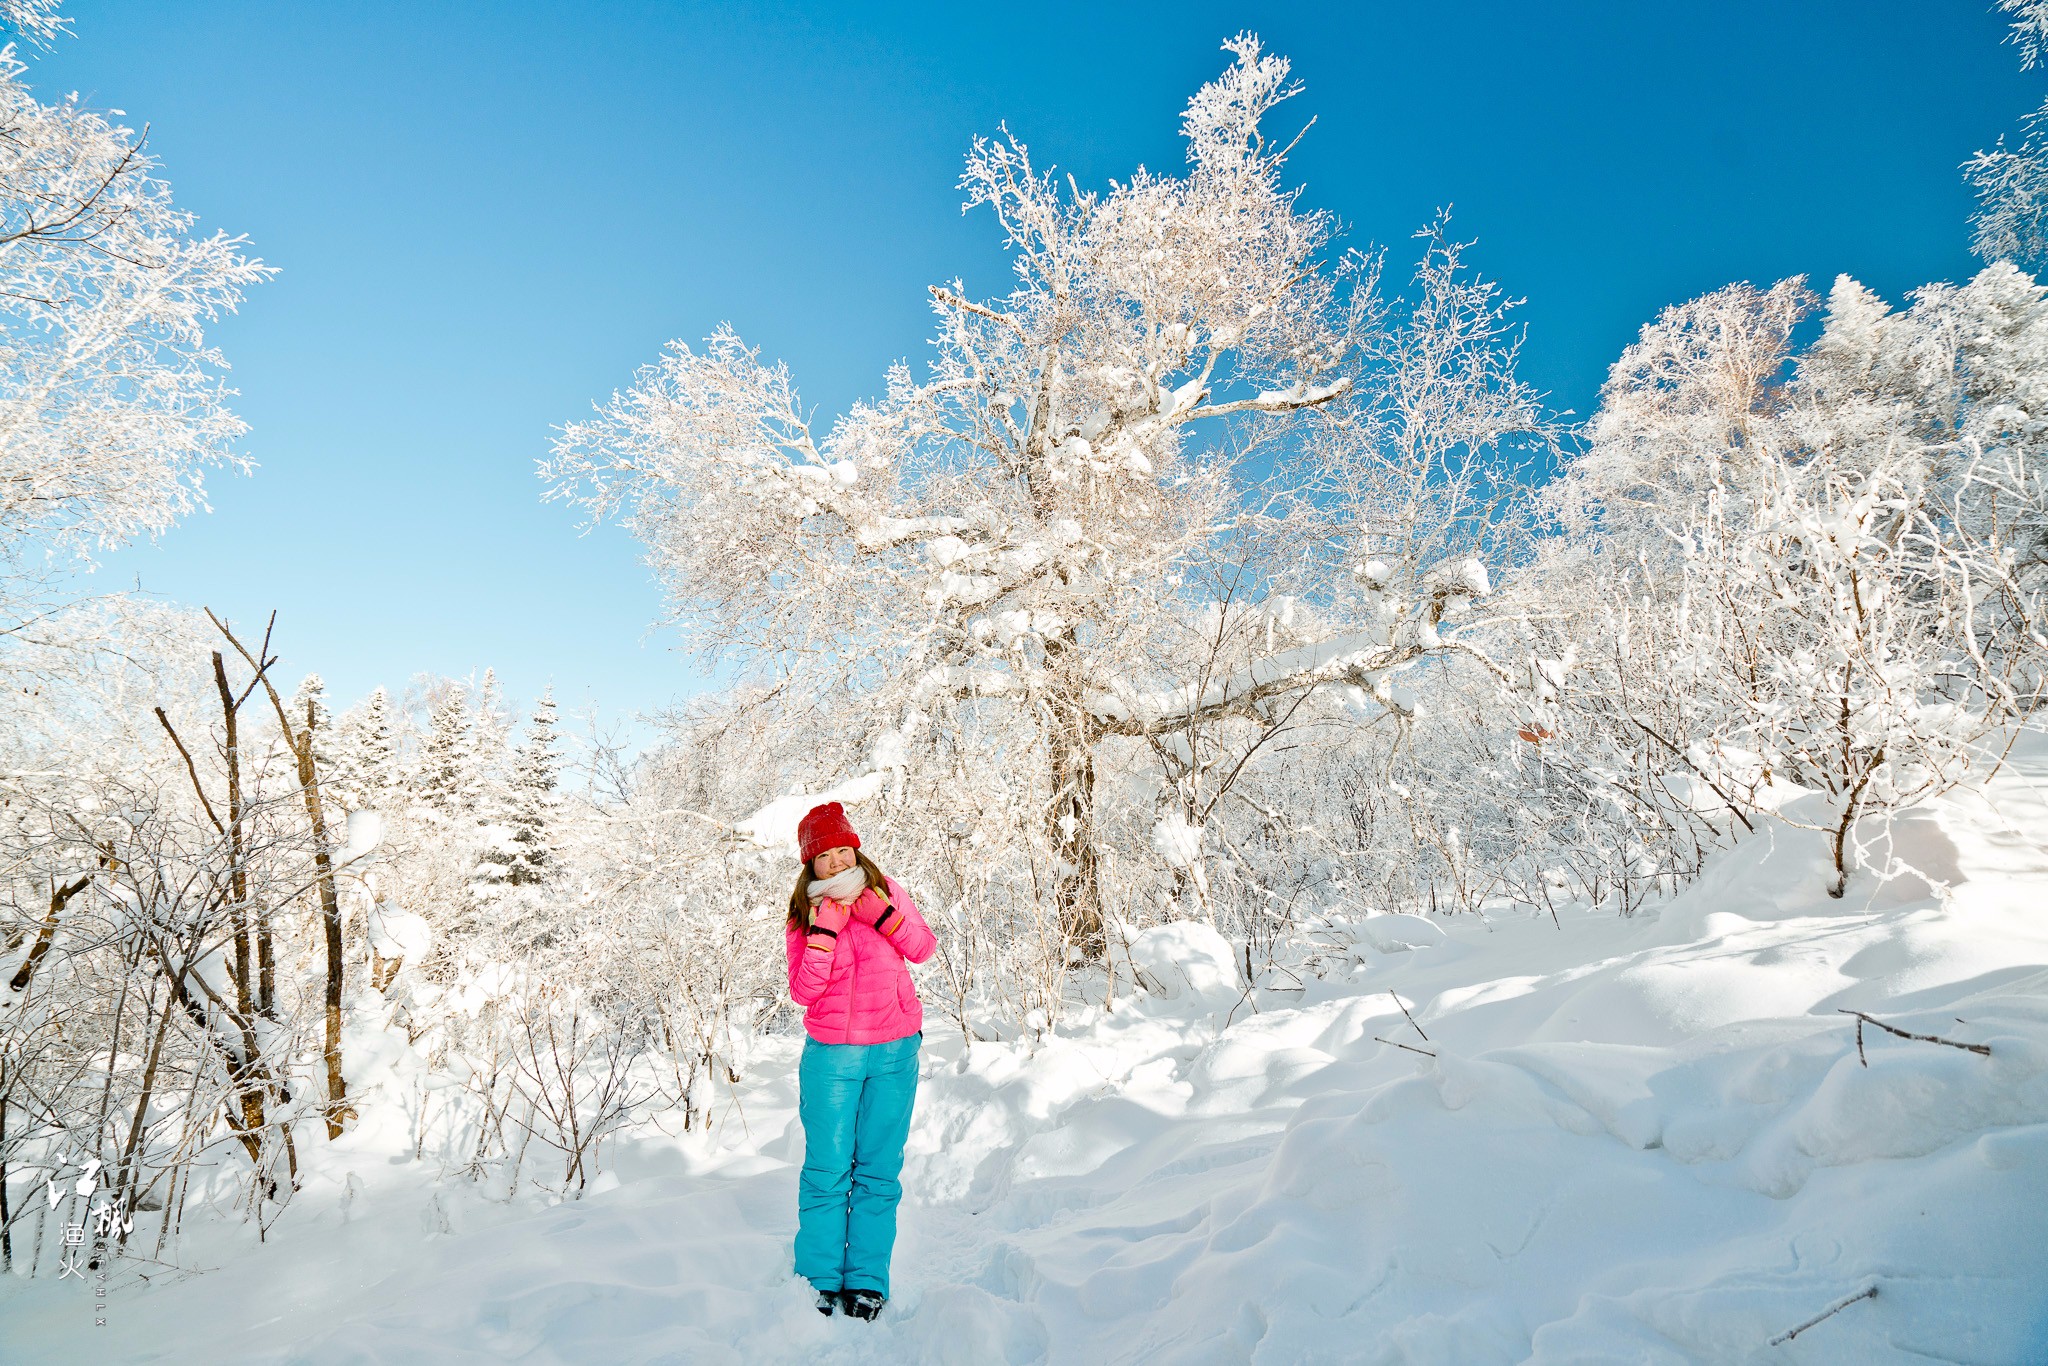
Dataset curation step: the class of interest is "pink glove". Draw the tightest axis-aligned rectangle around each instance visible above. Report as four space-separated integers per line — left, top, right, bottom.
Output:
850 891 903 936
809 900 851 936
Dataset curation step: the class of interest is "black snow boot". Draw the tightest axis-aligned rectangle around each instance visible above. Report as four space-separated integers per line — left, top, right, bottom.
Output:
814 1288 840 1317
842 1289 885 1321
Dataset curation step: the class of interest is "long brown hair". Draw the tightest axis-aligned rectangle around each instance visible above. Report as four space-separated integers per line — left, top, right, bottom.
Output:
787 849 890 930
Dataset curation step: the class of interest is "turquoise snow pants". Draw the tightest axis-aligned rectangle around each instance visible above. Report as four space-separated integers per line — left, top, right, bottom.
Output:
794 1031 921 1297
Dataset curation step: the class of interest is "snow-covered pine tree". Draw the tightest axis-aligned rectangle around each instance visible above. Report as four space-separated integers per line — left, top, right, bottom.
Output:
463 689 569 957
504 687 562 887
418 683 477 822
472 667 513 823
465 669 527 912
331 685 398 813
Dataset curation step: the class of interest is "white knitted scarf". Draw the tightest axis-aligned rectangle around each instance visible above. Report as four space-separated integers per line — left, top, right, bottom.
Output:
806 866 867 906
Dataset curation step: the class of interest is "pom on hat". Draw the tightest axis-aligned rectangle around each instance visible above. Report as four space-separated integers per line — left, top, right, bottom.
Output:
797 801 861 865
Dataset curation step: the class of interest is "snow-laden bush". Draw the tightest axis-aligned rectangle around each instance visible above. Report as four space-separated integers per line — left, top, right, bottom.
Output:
1516 265 2048 901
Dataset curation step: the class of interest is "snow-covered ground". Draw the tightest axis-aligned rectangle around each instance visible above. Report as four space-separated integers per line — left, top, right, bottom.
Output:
9 744 2048 1363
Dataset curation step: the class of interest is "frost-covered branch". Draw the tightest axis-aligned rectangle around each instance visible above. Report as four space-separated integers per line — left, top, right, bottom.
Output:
0 51 271 621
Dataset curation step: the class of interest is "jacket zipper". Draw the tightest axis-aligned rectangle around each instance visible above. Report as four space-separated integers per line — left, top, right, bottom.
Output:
843 909 858 1044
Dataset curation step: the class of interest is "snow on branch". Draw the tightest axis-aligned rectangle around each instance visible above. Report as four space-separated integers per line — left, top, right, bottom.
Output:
736 770 891 855
0 51 272 601
0 0 68 47
1999 0 2048 70
1186 376 1353 420
1084 561 1495 735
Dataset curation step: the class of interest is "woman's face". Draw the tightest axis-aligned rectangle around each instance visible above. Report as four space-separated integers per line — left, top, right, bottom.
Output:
812 845 857 879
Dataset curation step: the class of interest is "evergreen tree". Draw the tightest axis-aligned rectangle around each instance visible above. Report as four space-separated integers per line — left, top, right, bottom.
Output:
472 667 513 822
291 673 336 783
357 686 398 797
419 683 476 820
331 686 397 812
468 688 564 952
504 688 562 887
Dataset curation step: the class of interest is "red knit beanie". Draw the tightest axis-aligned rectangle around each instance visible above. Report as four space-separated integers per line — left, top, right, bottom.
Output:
797 801 861 866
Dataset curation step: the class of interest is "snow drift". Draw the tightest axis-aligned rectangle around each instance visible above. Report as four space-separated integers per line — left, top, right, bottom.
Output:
7 744 2048 1363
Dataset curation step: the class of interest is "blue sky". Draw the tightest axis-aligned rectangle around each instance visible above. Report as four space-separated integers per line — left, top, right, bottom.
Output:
32 0 2038 738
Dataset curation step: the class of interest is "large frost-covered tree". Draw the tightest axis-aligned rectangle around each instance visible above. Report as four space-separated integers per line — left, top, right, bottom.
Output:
0 43 270 624
546 36 1543 950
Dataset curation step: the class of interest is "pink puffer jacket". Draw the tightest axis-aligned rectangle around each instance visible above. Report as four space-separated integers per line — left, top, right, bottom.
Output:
785 874 937 1045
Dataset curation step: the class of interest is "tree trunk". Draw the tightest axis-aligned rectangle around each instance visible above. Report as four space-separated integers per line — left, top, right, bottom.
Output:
258 903 277 1020
1037 619 1109 957
289 730 352 1138
111 982 177 1248
155 956 269 1169
1828 749 1881 900
211 653 256 1024
8 872 91 994
1048 726 1106 956
1 1093 10 1272
1169 856 1216 925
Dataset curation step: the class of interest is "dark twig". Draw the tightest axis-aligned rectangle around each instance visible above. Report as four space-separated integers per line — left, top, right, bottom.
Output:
1768 1285 1877 1346
1388 991 1429 1042
1374 1036 1436 1059
1837 1010 1990 1064
152 707 224 836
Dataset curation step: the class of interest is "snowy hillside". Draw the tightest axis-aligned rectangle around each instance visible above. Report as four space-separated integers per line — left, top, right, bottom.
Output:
10 8 2048 1366
6 742 2045 1363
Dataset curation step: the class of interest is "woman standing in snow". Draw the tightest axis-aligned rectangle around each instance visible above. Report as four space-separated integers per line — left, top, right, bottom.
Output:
785 801 937 1321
